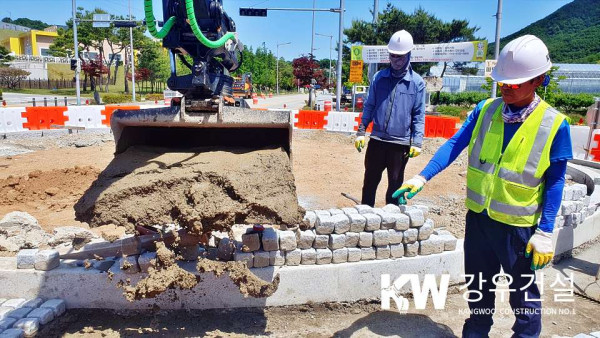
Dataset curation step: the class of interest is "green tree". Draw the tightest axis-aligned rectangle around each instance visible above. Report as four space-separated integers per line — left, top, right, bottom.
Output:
1 17 49 30
138 40 170 93
0 46 13 65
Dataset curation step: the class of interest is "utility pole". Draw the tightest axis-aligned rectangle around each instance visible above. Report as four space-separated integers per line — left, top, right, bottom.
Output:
336 0 344 111
72 0 81 105
129 0 136 102
277 42 291 95
316 33 333 88
367 0 378 84
311 0 316 57
491 0 502 98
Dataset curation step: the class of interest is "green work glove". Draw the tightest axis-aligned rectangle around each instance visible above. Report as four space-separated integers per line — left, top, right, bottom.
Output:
525 229 554 270
355 136 366 152
392 175 427 205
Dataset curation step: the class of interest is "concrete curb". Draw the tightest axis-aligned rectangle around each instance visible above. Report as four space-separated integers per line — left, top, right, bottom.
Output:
0 240 464 310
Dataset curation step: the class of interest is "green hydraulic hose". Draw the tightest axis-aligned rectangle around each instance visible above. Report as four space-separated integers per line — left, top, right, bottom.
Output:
185 0 236 49
144 0 176 39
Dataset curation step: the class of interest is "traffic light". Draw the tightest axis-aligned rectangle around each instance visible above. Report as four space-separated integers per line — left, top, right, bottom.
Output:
114 21 138 28
239 8 267 17
70 58 78 71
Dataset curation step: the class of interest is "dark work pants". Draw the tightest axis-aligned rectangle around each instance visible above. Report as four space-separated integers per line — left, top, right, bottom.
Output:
462 210 542 338
361 138 410 207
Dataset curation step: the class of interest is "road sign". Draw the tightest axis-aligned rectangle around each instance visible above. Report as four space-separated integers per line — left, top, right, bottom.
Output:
484 59 497 78
349 60 363 83
352 40 488 63
239 8 267 16
92 14 110 28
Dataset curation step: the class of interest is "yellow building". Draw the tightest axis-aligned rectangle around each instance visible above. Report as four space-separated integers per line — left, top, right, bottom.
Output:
1 27 59 56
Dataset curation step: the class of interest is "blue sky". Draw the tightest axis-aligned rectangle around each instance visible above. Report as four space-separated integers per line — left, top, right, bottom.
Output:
1 0 572 60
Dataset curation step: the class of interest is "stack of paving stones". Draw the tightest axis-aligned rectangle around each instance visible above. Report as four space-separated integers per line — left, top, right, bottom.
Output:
234 204 457 267
556 183 595 229
0 298 65 337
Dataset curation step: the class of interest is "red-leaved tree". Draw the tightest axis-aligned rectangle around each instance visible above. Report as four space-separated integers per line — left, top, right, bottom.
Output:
81 56 108 92
292 55 327 88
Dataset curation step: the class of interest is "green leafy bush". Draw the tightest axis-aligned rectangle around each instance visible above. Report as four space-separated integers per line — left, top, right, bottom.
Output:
548 93 596 114
145 93 163 102
101 93 131 104
431 92 488 106
435 105 470 120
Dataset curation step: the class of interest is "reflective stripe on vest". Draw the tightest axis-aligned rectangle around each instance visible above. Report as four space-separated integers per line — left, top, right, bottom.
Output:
469 187 542 216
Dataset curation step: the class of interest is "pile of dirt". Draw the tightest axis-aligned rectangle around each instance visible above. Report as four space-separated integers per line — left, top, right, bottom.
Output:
74 145 303 234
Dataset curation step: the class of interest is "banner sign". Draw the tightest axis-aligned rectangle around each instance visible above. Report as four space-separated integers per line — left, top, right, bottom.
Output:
349 60 364 83
484 59 497 78
351 40 488 63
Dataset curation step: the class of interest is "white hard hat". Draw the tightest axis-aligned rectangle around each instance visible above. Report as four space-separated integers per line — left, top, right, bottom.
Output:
491 35 552 84
387 30 414 55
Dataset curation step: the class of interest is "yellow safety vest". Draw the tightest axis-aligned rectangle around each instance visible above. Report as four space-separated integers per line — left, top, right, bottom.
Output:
466 97 566 226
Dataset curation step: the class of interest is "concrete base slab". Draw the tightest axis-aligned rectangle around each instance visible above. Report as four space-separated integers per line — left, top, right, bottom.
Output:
554 210 600 256
0 241 464 310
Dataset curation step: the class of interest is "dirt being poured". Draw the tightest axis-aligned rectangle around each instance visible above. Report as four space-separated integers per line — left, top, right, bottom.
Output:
74 146 303 234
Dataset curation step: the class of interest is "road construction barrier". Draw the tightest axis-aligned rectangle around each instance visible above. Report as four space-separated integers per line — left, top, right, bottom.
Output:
64 106 105 128
353 113 373 133
424 115 459 139
0 107 27 133
101 105 141 126
294 110 328 129
22 107 69 130
325 111 359 133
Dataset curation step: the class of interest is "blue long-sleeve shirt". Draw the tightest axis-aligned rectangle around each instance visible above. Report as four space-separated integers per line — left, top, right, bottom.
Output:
420 100 573 233
358 67 426 147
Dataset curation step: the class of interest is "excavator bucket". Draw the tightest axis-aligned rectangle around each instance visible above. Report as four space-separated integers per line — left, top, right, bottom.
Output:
110 102 292 155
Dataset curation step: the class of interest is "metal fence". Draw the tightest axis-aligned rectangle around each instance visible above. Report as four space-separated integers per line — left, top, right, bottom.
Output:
9 78 76 90
442 75 600 94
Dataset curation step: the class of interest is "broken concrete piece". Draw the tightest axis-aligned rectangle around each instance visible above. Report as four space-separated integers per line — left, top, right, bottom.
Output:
404 242 419 257
354 204 374 214
332 214 350 234
405 209 425 228
261 228 279 251
297 230 316 249
347 247 361 262
285 249 301 266
345 232 359 247
360 247 376 260
16 250 38 269
12 318 39 337
253 251 270 268
48 226 97 247
332 248 348 263
342 207 358 215
390 243 404 258
388 230 403 245
315 215 335 235
363 213 381 231
242 233 260 252
359 232 373 248
279 231 297 251
417 219 434 241
402 229 418 244
382 204 401 214
313 235 329 249
269 250 285 266
26 307 54 325
376 245 390 260
316 248 332 264
328 234 346 250
301 248 317 265
138 252 157 272
348 214 366 232
0 212 39 231
34 250 60 271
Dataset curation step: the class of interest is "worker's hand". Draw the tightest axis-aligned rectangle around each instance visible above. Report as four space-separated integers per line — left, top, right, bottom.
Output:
525 229 554 270
409 146 421 158
392 175 427 205
355 136 366 153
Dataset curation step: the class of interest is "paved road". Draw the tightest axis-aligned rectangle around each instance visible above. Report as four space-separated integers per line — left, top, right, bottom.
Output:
246 93 308 110
2 92 80 105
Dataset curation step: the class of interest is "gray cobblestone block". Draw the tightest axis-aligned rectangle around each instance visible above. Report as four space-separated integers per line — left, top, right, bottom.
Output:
399 205 415 213
297 230 316 249
1 300 25 310
348 214 366 232
261 228 280 251
233 251 253 268
301 248 317 265
285 249 301 266
329 208 344 215
363 213 381 231
404 242 419 257
402 228 418 244
382 204 401 214
373 230 390 246
253 251 270 268
376 245 391 260
0 328 24 338
562 185 574 200
584 195 591 206
313 235 329 249
119 255 140 274
561 201 577 215
413 205 430 218
0 307 13 320
315 215 335 235
373 209 396 230
354 204 374 214
345 232 359 247
554 215 564 229
26 307 54 325
316 249 332 264
21 299 42 309
393 213 410 231
438 234 458 251
430 235 445 254
138 252 157 272
359 232 373 247
434 229 452 236
16 250 38 269
574 201 584 212
405 209 425 228
342 207 359 215
0 318 17 330
7 308 31 320
217 238 234 261
242 233 261 252
419 237 444 256
332 214 351 234
572 184 587 200
303 211 317 229
347 247 362 262
388 230 403 245
12 318 39 337
390 244 404 258
279 231 297 251
269 250 285 266
417 219 434 241
360 247 376 260
329 234 346 250
314 210 331 217
332 248 348 264
34 250 60 271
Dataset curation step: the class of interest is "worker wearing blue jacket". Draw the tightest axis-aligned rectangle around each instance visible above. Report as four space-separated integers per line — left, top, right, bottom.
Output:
355 30 426 207
393 35 572 337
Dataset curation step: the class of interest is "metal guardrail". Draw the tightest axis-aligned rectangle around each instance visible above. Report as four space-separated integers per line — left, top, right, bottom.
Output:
13 55 70 64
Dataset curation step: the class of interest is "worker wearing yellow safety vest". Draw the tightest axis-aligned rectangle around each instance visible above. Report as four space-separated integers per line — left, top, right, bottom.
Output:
393 35 573 337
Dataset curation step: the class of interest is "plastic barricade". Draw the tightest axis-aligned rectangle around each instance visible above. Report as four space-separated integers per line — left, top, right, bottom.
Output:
64 106 105 128
22 107 68 130
324 111 360 132
589 133 600 162
353 113 373 133
0 107 27 133
294 110 327 129
101 105 140 126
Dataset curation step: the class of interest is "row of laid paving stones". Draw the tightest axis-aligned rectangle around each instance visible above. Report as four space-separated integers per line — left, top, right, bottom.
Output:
557 183 596 228
0 298 65 337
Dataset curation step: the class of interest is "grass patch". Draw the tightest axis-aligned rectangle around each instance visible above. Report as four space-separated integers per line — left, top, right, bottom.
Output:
0 29 22 41
434 105 470 120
